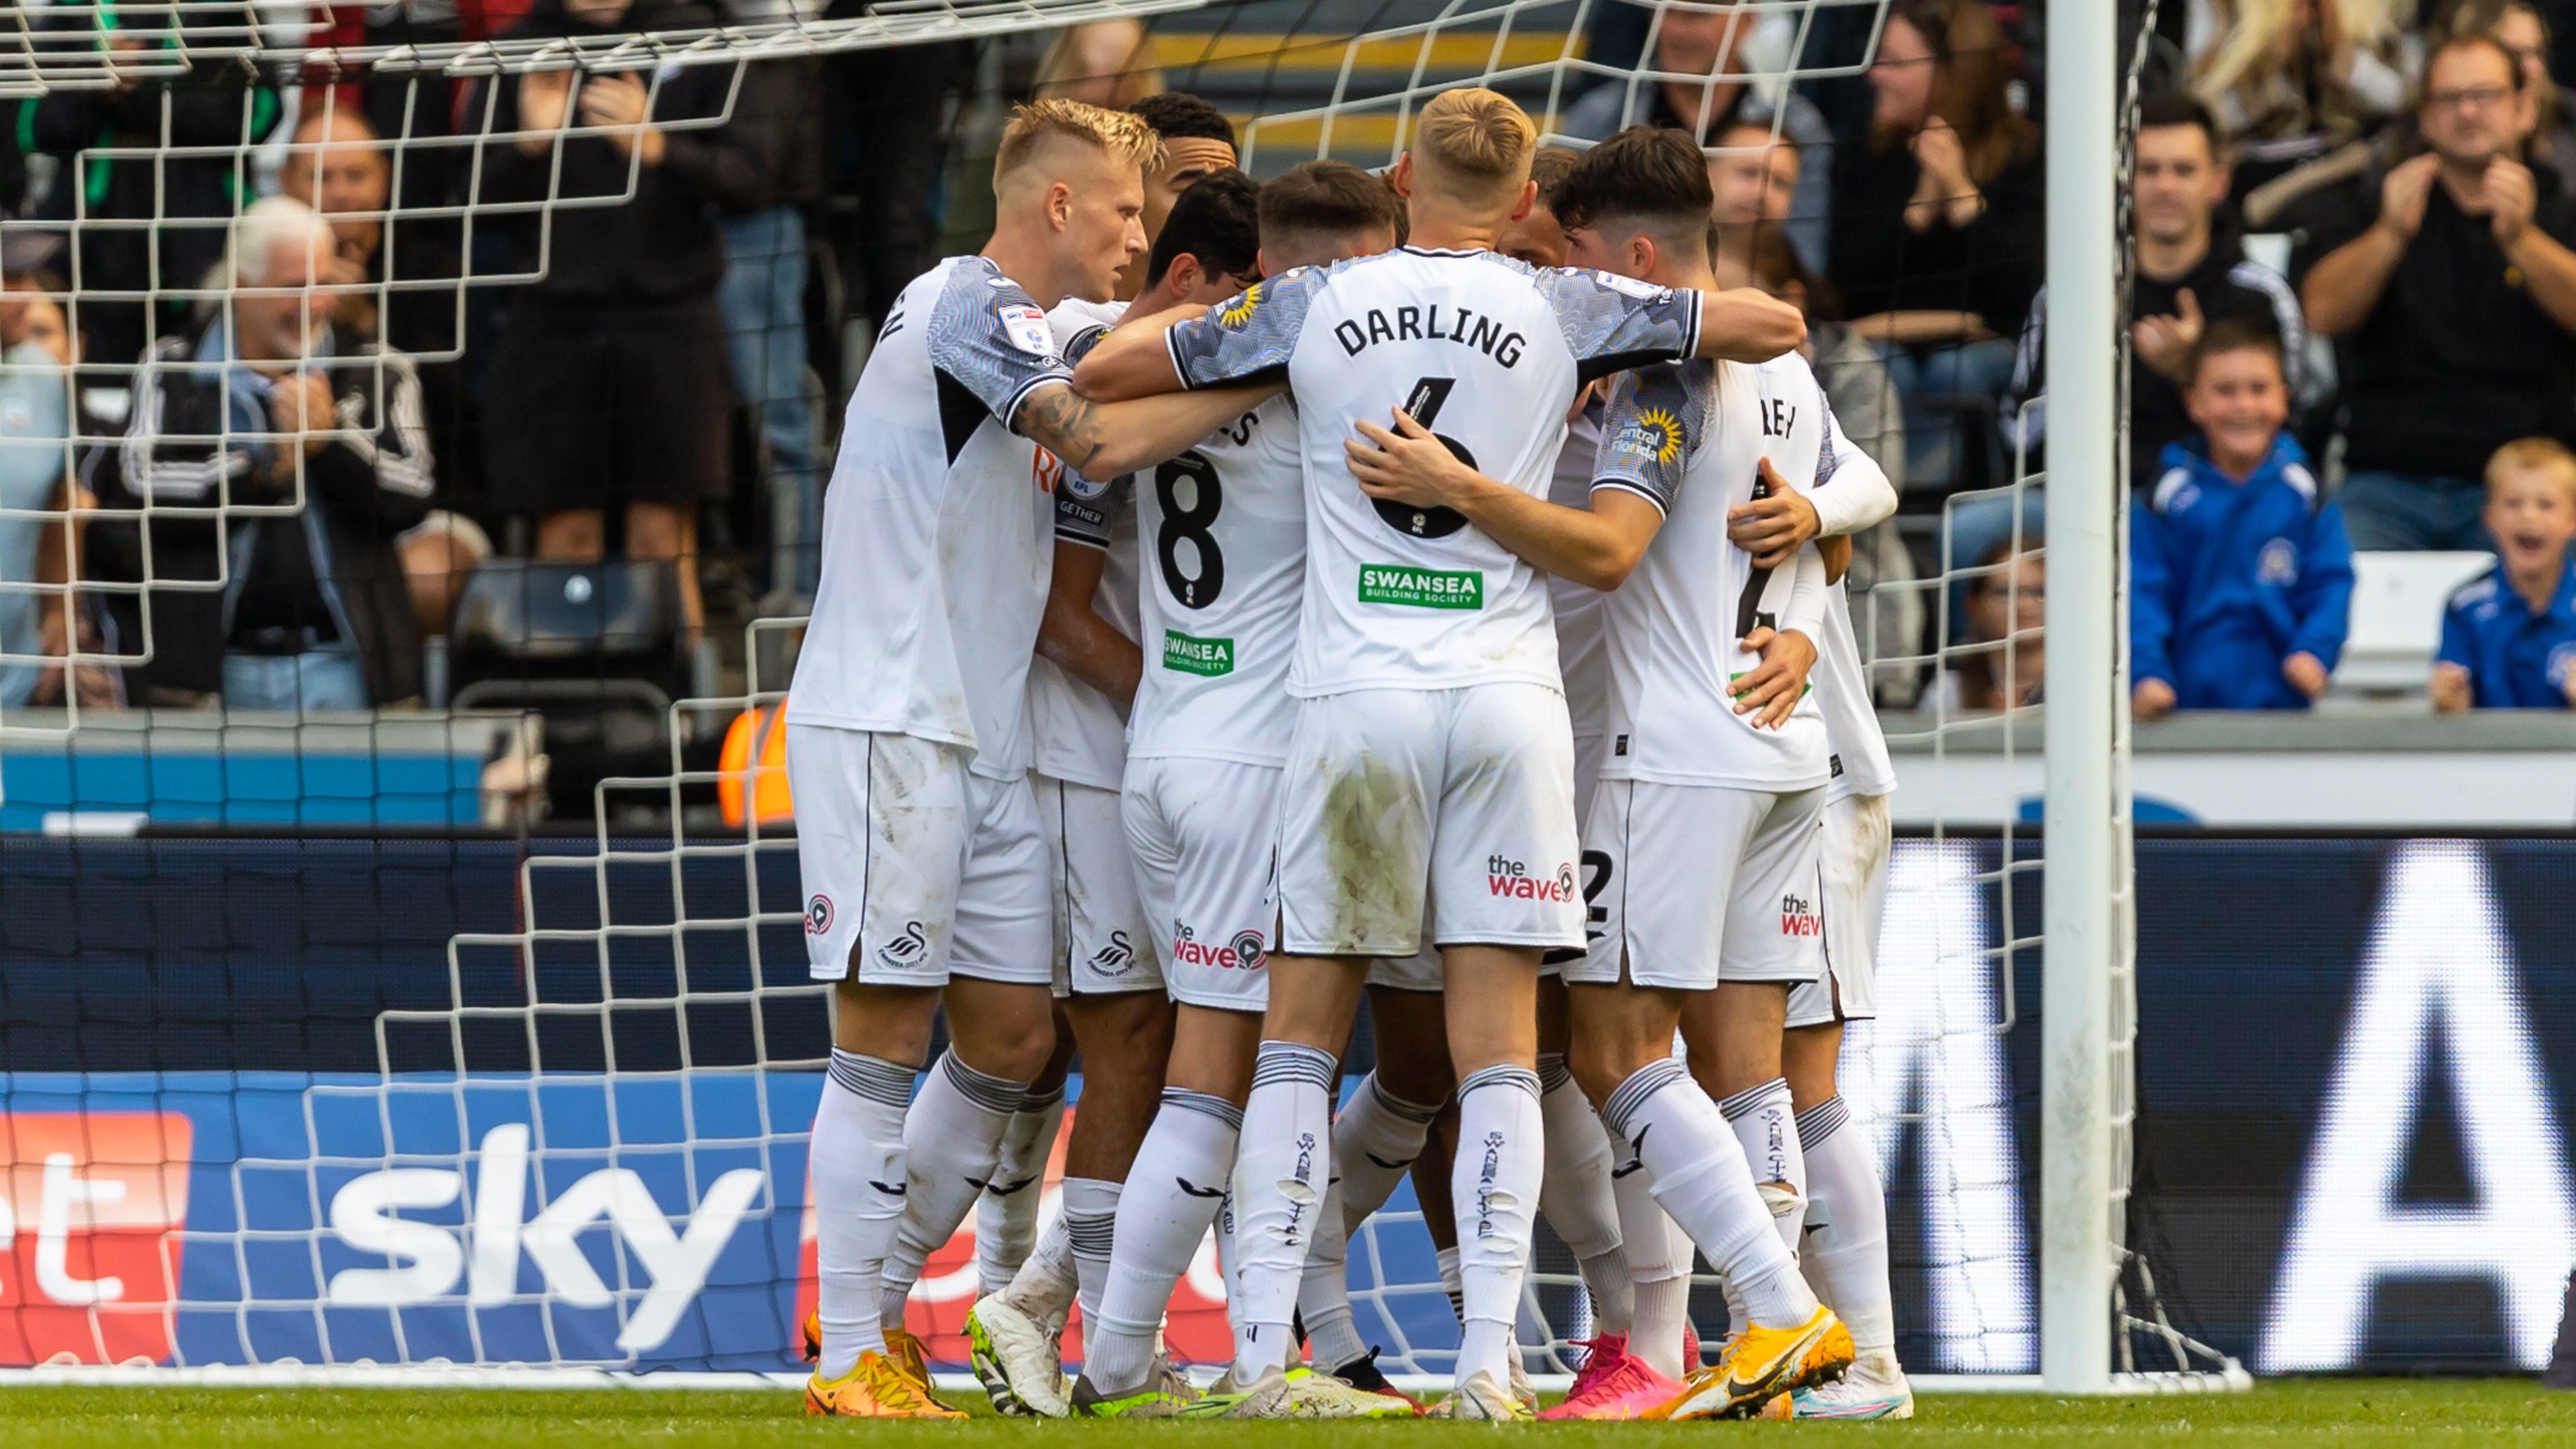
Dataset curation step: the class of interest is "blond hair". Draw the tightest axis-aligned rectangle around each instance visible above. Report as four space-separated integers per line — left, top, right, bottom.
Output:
2487 437 2576 505
993 98 1166 193
1410 88 1536 195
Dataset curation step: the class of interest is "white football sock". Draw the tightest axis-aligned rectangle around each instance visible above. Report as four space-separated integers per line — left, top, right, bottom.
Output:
1331 1071 1443 1228
1536 1054 1631 1337
879 1050 1028 1325
1603 1059 1817 1329
1229 1041 1337 1374
1452 1064 1543 1390
1085 1088 1241 1393
1060 1176 1119 1332
1798 1095 1895 1353
1719 1077 1808 1256
1299 1165 1370 1373
975 1086 1065 1296
812 1049 915 1376
1610 1112 1691 1380
1003 1210 1077 1327
1437 1244 1464 1324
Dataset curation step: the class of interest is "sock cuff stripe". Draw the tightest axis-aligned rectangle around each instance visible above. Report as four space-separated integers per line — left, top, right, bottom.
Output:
1365 1073 1447 1122
1251 1041 1338 1090
940 1052 1030 1116
1717 1076 1790 1122
1535 1053 1572 1093
1795 1095 1850 1145
1458 1063 1542 1100
1601 1057 1689 1140
1063 1211 1117 1257
1161 1086 1246 1129
827 1049 916 1107
1016 1086 1067 1113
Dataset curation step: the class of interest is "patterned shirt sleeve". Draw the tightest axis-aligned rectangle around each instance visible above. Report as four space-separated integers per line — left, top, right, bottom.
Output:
1165 266 1325 389
926 264 1076 432
1539 267 1704 383
1591 363 1700 514
1055 470 1131 550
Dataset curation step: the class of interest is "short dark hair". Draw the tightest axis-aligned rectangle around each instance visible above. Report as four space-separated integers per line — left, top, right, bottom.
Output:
2135 91 2220 151
1147 167 1262 289
2424 30 2527 95
1528 145 1580 214
2186 315 2286 383
1554 126 1714 251
1258 160 1403 246
1129 91 1239 153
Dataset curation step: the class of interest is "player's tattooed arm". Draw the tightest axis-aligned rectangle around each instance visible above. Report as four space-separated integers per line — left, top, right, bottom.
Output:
1347 409 1665 590
1038 537 1144 707
1066 306 1205 401
1693 287 1808 363
1017 379 1277 476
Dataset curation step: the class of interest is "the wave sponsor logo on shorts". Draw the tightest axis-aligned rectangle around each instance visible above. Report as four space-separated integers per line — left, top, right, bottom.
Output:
1170 923 1264 971
1781 892 1824 937
1087 930 1140 976
804 894 833 937
875 921 932 970
1487 854 1579 903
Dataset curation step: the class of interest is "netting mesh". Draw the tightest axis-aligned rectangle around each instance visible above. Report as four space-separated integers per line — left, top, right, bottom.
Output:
0 0 2217 1384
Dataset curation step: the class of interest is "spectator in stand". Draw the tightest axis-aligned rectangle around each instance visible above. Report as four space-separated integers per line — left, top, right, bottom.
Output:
2012 93 2309 487
2446 0 2576 194
2190 0 2417 188
1923 535 2044 713
818 23 971 331
2131 321 2353 719
20 8 282 367
1123 93 1238 300
1828 0 2043 491
2431 437 2576 709
1707 117 1799 234
97 198 434 710
1559 0 1835 270
2296 32 2576 551
276 106 472 498
0 283 113 708
479 0 783 644
1034 20 1163 109
712 56 824 601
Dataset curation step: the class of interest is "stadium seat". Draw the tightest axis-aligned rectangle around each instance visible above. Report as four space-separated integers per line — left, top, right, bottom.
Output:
2330 551 2496 697
446 558 692 818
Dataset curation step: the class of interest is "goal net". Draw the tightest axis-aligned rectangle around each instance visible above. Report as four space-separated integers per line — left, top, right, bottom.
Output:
0 0 2225 1391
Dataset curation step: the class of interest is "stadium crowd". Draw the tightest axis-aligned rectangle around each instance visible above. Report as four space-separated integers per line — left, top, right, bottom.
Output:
2 0 2575 723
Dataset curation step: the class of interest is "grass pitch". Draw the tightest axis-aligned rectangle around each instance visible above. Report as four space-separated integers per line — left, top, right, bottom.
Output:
2 1380 2574 1447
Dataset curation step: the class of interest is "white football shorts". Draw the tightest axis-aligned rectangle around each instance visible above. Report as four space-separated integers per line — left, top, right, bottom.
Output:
1123 755 1276 1012
1276 683 1583 958
1788 790 1891 1027
1037 772 1162 998
1571 780 1827 992
788 724 1051 988
1543 730 1614 973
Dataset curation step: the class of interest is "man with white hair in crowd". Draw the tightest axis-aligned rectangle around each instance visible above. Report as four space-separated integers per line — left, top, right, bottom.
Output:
94 194 437 710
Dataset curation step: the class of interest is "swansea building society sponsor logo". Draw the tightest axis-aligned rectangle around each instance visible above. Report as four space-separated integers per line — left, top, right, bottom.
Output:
1358 564 1483 609
875 921 932 969
1488 855 1578 902
1170 923 1265 971
1780 892 1823 937
1163 630 1235 677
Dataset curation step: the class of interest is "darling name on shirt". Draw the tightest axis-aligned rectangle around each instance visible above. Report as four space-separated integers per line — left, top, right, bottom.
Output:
1333 305 1526 368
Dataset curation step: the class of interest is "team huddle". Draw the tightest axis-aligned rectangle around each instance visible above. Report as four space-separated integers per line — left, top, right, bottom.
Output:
785 86 1907 1424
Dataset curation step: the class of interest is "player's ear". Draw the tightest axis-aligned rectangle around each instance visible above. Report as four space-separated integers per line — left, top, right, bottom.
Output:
1630 231 1657 280
1047 179 1074 232
1390 153 1415 199
1508 178 1536 223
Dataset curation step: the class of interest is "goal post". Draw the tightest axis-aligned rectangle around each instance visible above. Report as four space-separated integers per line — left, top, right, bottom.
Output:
2040 0 2120 1397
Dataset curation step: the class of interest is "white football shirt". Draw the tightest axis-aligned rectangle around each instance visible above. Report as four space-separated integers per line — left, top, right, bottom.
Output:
1549 401 1609 741
1028 298 1141 790
1814 580 1898 803
788 255 1066 779
1165 248 1702 697
1594 349 1842 790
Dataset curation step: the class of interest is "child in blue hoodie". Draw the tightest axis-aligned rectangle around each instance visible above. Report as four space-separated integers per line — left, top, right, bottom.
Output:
2431 438 2576 711
2133 321 2354 716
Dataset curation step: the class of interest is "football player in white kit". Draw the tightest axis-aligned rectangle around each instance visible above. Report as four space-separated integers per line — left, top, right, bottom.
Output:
1072 90 1809 1420
1341 126 1861 1420
955 169 1270 1417
787 100 1284 1420
1034 162 1407 1420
